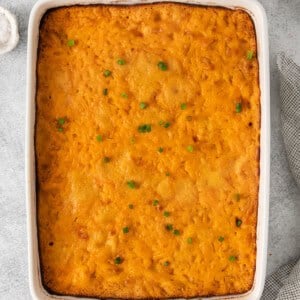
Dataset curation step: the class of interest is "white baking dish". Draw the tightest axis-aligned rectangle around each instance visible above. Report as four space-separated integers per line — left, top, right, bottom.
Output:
26 0 270 299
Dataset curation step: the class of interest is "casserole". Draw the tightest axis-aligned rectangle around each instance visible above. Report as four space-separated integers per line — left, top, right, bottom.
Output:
26 0 270 299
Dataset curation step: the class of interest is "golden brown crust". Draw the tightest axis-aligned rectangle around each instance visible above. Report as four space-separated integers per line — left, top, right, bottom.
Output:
36 3 260 299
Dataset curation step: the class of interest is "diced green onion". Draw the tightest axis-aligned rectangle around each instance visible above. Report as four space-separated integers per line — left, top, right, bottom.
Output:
229 255 237 262
218 236 225 242
57 118 65 126
96 135 103 142
114 256 123 264
158 147 164 153
126 180 136 189
103 88 108 96
187 145 194 152
67 39 75 47
236 218 242 227
153 200 159 206
158 61 168 71
139 102 147 109
180 103 187 110
173 229 180 236
163 211 170 217
236 102 242 113
102 157 110 163
128 204 134 209
117 58 125 65
163 261 169 266
159 121 171 128
187 237 193 244
165 224 173 231
138 124 151 133
247 51 254 60
103 70 111 77
123 227 129 234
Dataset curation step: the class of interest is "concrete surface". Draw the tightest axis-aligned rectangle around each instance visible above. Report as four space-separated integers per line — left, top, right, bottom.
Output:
0 0 299 299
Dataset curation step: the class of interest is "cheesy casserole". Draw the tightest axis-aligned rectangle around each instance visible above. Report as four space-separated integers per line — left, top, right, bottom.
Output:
36 3 260 298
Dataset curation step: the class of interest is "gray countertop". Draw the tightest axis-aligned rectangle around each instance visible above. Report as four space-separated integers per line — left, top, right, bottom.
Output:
0 0 299 299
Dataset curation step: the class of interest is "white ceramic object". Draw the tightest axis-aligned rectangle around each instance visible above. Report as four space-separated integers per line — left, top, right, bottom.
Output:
0 6 19 54
26 0 270 299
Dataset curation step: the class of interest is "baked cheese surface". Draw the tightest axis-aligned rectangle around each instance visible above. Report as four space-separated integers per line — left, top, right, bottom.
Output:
36 4 260 298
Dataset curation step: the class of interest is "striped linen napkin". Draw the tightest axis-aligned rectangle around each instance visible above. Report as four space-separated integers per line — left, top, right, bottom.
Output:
261 53 300 299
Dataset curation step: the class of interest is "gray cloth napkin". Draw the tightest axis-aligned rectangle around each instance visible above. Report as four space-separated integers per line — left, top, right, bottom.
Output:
261 53 300 299
277 53 300 187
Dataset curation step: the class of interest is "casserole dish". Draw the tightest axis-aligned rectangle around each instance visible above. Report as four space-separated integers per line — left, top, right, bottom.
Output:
25 2 267 297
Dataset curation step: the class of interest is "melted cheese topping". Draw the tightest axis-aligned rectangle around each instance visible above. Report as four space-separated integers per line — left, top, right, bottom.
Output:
36 4 260 298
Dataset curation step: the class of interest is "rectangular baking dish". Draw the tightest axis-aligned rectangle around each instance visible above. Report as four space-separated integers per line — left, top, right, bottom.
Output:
26 0 270 299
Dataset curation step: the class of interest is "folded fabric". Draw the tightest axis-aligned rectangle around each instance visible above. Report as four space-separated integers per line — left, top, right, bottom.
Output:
261 53 300 299
262 260 300 300
277 53 300 188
